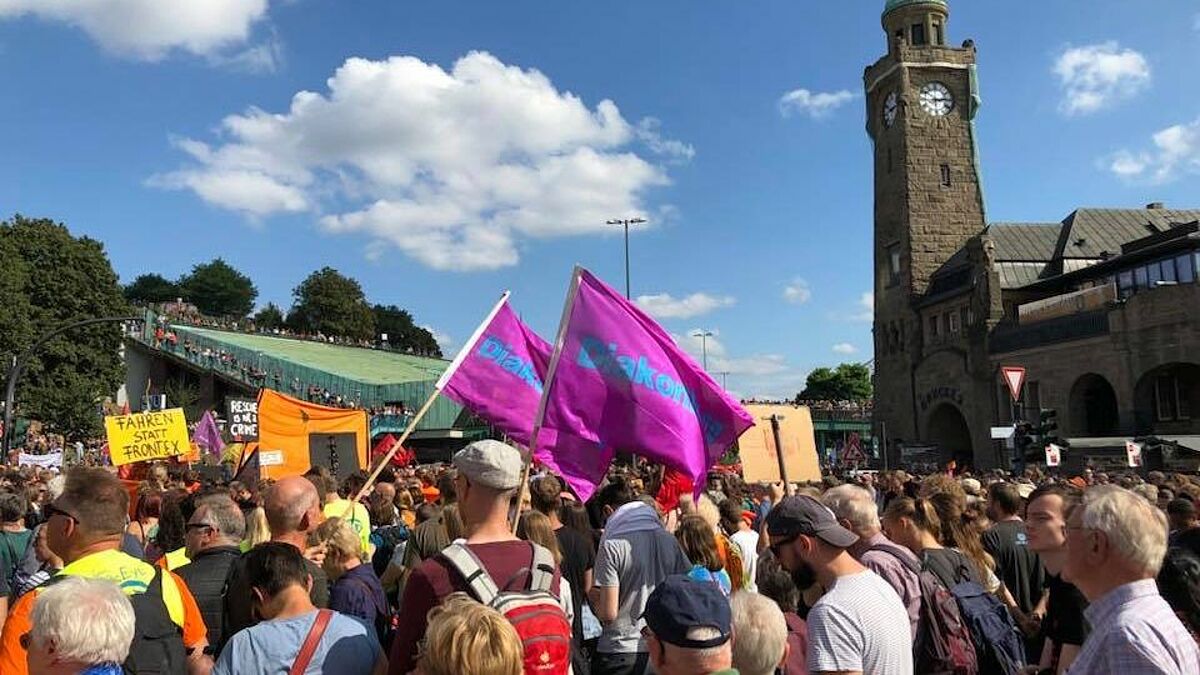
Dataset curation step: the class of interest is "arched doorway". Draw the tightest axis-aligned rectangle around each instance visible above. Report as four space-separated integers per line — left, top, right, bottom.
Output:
1068 374 1119 436
926 403 974 468
1133 363 1200 434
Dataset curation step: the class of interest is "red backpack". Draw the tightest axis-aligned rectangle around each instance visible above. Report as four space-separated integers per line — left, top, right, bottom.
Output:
440 542 572 675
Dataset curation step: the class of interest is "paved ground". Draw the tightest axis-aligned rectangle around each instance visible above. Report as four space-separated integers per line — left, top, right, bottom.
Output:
176 326 449 385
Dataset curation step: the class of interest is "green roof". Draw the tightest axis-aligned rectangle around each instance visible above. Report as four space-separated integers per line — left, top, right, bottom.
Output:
176 326 449 385
884 0 948 16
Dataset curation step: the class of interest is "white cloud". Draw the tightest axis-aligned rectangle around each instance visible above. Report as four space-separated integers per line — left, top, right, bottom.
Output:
635 292 735 320
832 343 858 355
671 330 807 400
0 0 271 61
421 325 456 355
836 291 874 323
207 32 283 74
782 278 812 305
1054 42 1150 116
1106 117 1200 183
635 118 695 163
778 89 857 119
152 52 679 271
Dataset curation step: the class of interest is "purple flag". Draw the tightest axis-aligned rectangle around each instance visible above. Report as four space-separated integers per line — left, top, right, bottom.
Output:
534 267 754 500
192 410 225 457
437 293 552 448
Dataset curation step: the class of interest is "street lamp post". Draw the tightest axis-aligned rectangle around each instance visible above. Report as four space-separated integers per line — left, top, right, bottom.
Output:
692 330 714 370
718 371 730 389
2 315 142 457
606 217 647 300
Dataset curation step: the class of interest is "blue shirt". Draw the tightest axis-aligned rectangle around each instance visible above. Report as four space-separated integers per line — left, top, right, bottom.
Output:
1067 579 1200 675
329 564 388 641
214 609 382 675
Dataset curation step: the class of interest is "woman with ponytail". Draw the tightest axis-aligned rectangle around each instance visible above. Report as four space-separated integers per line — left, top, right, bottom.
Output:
881 496 985 591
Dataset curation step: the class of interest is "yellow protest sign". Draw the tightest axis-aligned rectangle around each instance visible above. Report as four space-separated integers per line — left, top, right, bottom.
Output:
105 408 191 466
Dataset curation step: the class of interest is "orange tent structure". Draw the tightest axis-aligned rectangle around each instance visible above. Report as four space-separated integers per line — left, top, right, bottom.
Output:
255 389 369 480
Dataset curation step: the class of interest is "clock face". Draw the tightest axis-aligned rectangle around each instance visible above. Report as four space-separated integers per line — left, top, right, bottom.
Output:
919 82 954 116
883 92 898 128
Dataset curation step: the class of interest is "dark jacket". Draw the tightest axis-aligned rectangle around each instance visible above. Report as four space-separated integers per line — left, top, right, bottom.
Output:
176 545 242 650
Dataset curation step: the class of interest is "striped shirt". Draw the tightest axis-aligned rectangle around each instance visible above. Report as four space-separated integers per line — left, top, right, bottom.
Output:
1067 579 1199 675
806 569 913 675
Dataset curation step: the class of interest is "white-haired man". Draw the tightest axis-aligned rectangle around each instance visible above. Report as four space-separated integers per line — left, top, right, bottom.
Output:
1063 485 1199 674
26 576 135 675
822 484 921 639
731 591 790 675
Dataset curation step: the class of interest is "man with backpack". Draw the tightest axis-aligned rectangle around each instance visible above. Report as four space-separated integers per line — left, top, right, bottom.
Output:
389 440 571 675
766 495 913 675
213 543 385 675
0 467 211 675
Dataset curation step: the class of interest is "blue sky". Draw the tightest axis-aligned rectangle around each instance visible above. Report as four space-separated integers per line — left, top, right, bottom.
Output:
1 1 1198 399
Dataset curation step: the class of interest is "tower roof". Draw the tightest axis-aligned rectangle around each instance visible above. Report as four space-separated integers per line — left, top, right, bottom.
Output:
884 0 948 17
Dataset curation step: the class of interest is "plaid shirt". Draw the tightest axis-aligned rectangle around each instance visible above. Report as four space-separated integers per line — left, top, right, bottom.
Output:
1068 579 1199 674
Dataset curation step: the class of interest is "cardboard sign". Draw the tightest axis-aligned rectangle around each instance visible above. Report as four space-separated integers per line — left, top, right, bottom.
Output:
227 398 259 441
1045 443 1062 467
105 408 191 466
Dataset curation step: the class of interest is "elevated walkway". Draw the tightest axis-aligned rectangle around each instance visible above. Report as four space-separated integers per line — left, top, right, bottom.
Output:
128 310 466 434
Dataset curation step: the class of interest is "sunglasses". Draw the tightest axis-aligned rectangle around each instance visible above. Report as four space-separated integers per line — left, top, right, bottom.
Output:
185 522 214 533
769 534 798 557
43 503 77 523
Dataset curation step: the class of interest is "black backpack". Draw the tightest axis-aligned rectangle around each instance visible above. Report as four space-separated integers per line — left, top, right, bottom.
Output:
42 570 186 675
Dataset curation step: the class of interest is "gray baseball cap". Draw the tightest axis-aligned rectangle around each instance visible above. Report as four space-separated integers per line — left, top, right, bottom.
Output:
452 439 524 490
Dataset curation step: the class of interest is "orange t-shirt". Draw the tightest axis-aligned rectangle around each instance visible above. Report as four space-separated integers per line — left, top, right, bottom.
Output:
0 558 207 675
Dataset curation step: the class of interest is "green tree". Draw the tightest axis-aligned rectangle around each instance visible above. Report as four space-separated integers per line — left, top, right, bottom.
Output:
797 362 873 402
0 215 128 439
253 302 285 329
372 304 442 357
124 273 181 304
178 258 257 317
287 267 375 340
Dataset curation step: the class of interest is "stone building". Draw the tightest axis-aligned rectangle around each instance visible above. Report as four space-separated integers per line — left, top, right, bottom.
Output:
867 0 1200 471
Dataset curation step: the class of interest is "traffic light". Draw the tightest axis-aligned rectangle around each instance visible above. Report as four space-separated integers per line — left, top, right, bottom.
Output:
1039 409 1059 444
1014 422 1035 462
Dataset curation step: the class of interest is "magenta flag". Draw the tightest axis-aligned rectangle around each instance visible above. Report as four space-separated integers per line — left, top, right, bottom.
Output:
437 293 552 449
192 410 225 457
534 267 754 500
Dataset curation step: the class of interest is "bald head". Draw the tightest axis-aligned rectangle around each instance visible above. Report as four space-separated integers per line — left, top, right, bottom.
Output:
265 476 321 536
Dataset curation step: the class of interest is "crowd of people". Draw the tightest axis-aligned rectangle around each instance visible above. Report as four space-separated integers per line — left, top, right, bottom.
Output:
0 444 1198 674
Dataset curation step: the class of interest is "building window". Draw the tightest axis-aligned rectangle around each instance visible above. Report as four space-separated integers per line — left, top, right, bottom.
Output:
940 164 951 187
1157 375 1192 422
1162 258 1178 283
1135 266 1149 289
911 23 927 46
887 245 901 285
1179 254 1196 284
949 310 960 334
933 23 944 45
928 315 939 340
1149 261 1163 287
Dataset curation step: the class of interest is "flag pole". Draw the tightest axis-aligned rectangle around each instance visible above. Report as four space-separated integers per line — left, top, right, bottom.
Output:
347 391 439 515
511 439 535 535
347 291 513 515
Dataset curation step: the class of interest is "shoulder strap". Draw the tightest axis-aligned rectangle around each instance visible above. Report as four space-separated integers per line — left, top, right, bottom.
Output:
528 542 555 593
440 542 500 605
864 543 921 575
290 609 334 675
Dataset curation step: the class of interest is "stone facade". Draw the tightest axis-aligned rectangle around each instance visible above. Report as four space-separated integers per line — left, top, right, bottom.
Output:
867 1 990 465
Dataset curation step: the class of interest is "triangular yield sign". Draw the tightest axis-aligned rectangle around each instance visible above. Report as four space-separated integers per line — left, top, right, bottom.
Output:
1001 366 1026 403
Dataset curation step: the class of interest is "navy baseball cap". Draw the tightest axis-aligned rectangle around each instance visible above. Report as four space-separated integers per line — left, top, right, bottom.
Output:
765 495 859 548
641 575 731 649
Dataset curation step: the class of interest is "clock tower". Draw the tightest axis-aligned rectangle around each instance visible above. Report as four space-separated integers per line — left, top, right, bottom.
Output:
866 0 988 451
